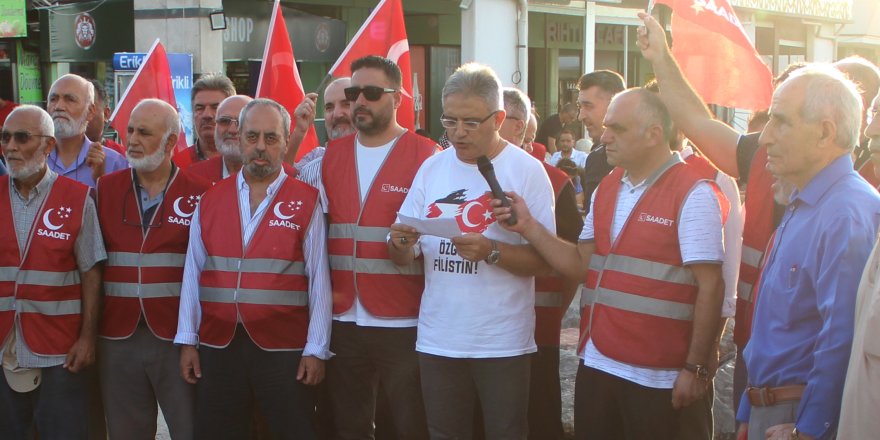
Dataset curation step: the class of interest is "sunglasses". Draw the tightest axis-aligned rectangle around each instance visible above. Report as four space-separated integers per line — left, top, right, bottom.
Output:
344 86 397 102
0 131 54 145
216 116 239 127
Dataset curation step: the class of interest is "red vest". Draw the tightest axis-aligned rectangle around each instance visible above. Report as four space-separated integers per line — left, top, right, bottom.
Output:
197 174 318 350
534 163 572 346
186 156 224 184
733 145 776 347
323 132 436 318
0 175 88 356
97 168 211 341
172 144 200 169
579 163 720 368
684 151 731 222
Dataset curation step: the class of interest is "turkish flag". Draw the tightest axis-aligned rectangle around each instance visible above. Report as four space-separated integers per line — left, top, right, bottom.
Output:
328 0 414 130
256 0 319 162
653 0 773 110
455 193 497 234
109 39 188 152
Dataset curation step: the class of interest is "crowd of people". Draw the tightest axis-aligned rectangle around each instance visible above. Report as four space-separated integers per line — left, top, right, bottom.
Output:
1 11 880 440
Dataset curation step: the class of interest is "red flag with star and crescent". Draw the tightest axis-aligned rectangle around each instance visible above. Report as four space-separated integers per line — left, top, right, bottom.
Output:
651 0 773 110
256 0 320 162
425 190 496 234
327 0 414 130
109 39 188 152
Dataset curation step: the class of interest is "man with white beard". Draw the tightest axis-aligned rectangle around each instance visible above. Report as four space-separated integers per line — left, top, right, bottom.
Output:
95 99 210 439
0 105 105 439
186 95 254 184
47 74 128 188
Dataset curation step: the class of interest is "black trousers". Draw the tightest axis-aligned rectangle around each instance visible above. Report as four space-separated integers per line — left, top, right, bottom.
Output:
0 365 89 440
528 346 564 440
194 328 316 440
574 365 680 440
327 322 428 440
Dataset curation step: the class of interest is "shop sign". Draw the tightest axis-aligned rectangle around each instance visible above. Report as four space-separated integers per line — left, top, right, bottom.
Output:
731 0 851 21
113 52 195 145
0 0 27 38
545 18 583 49
16 41 43 105
42 0 134 62
221 1 346 62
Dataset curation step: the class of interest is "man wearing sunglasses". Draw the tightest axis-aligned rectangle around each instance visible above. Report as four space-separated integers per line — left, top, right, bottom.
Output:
318 55 437 440
95 99 210 439
47 74 128 189
390 63 555 439
0 105 106 439
176 98 331 439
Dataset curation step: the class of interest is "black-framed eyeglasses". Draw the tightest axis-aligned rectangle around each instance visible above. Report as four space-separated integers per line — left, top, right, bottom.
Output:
216 116 239 127
440 111 499 132
122 184 165 229
0 130 54 145
344 86 397 102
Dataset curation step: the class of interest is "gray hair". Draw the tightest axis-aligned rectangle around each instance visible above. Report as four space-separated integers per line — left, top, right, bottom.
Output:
239 98 291 139
442 63 503 112
785 65 863 150
502 87 530 121
132 98 180 147
51 74 95 107
191 73 236 103
7 105 55 137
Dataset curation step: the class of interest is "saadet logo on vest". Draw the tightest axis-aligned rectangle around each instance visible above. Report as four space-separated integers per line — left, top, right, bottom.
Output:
38 206 73 240
270 200 303 230
637 211 675 227
169 195 199 226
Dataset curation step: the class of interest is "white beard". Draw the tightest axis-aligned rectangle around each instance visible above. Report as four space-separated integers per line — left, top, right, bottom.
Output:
53 111 88 139
127 147 166 172
8 157 45 180
217 139 241 158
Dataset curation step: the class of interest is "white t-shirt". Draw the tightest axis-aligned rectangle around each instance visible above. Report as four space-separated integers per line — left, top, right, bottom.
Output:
547 149 589 169
334 135 417 328
579 155 724 388
397 144 556 358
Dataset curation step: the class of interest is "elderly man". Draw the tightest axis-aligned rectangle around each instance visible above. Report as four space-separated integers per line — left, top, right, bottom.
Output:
173 74 236 168
186 95 253 184
0 105 105 439
47 74 128 188
96 99 210 440
735 67 880 440
497 88 726 439
175 98 331 439
390 63 554 439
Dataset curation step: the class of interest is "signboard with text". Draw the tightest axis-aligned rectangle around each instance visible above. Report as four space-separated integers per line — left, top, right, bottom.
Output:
16 42 42 105
0 0 26 38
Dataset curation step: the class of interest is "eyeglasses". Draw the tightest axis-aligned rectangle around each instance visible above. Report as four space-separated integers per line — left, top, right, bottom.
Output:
440 111 499 132
344 86 397 102
0 130 54 145
216 116 239 127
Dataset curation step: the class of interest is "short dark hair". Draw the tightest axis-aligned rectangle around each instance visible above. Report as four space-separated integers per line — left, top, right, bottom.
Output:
88 78 108 106
558 128 575 139
351 55 402 89
556 158 578 176
191 73 235 104
578 70 626 95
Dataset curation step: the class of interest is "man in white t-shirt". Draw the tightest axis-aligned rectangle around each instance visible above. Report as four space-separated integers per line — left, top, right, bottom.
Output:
494 88 725 439
547 129 588 169
318 55 437 440
389 63 555 439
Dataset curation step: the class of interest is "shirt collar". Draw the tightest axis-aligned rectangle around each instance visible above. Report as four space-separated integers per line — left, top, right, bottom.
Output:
11 167 57 201
48 136 92 171
236 167 287 197
679 144 694 160
790 153 854 207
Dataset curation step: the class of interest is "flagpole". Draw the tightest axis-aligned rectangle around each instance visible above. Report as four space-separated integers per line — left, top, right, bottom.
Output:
313 73 333 95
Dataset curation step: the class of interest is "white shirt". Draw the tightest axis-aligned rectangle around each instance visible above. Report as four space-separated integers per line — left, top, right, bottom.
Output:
579 153 724 388
547 149 589 169
174 170 332 359
680 145 742 318
398 144 556 358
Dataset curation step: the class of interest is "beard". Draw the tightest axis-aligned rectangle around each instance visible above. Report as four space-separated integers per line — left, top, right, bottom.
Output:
53 111 89 139
327 116 356 140
217 138 242 158
244 151 279 179
127 146 166 172
352 106 392 135
8 156 46 180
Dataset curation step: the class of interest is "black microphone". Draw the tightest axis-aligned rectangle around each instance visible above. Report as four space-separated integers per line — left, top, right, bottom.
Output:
477 155 517 226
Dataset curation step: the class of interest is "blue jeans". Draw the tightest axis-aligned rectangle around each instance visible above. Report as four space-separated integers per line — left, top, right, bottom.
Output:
0 365 89 440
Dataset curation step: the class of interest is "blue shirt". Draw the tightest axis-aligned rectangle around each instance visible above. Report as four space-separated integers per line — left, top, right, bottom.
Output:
737 154 880 439
48 136 129 188
0 160 6 176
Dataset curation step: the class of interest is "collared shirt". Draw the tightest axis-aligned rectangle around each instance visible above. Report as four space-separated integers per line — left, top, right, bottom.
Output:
48 136 129 188
738 154 880 439
547 149 589 169
579 153 724 388
1 168 106 368
131 164 176 229
174 169 332 359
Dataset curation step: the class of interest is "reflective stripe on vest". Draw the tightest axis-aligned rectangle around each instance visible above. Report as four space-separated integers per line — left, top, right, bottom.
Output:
0 296 13 311
204 256 305 276
104 282 182 299
737 244 764 302
18 299 81 315
581 255 606 308
18 269 79 286
329 223 390 242
535 291 564 307
0 266 16 282
329 255 422 276
738 281 754 302
200 287 309 306
107 252 186 268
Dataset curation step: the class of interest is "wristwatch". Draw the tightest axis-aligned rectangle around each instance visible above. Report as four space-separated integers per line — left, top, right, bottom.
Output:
485 240 501 265
683 362 709 381
791 427 801 439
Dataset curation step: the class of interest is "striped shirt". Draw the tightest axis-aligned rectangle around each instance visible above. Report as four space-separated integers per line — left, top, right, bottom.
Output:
174 169 332 359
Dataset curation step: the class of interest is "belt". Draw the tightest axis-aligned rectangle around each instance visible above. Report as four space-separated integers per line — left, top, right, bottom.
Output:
747 385 806 407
